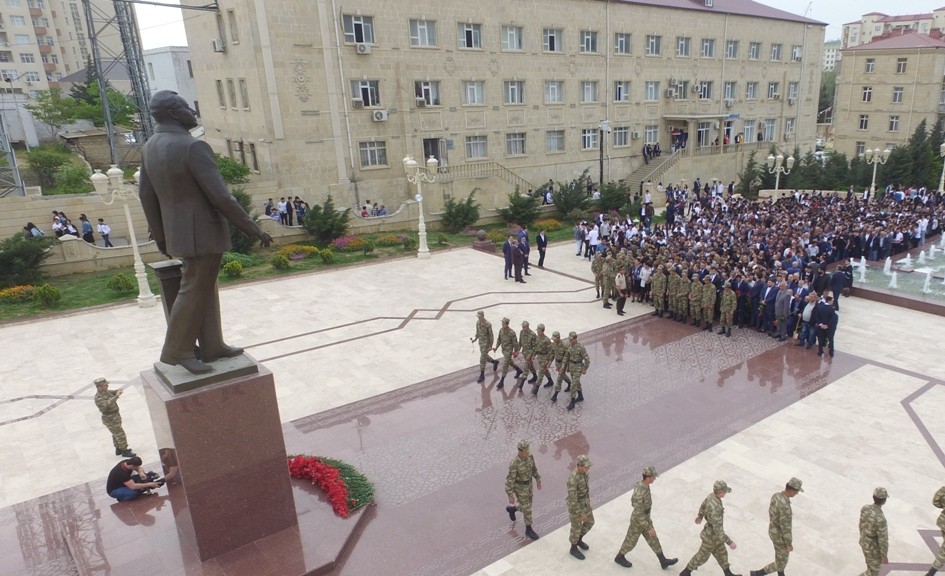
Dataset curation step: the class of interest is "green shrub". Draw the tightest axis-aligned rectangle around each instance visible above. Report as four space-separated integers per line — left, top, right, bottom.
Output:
276 244 320 259
401 236 418 251
25 145 72 189
319 248 334 263
362 239 375 255
551 172 591 217
597 181 630 213
47 164 93 195
374 234 401 247
534 218 562 232
330 235 370 252
105 272 136 294
436 233 448 246
222 260 244 278
496 187 540 228
0 233 56 289
487 230 508 244
228 187 258 254
270 253 291 270
303 195 351 246
222 252 264 268
441 190 481 233
0 285 35 304
33 283 61 307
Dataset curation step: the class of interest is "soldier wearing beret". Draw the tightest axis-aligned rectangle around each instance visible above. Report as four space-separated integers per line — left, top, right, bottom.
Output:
857 487 889 576
567 455 594 560
505 439 542 540
751 477 803 576
614 466 677 569
680 480 740 576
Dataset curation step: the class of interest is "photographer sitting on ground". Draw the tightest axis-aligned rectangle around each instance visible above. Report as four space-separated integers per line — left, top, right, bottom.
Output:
106 456 164 501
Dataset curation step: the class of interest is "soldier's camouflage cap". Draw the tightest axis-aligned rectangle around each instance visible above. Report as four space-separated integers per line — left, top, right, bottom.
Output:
502 317 510 324
517 439 530 452
552 331 561 338
94 377 108 387
577 455 592 467
713 480 733 493
569 331 578 338
642 465 658 477
787 477 804 492
477 310 484 317
522 320 530 327
874 487 889 499
536 323 545 331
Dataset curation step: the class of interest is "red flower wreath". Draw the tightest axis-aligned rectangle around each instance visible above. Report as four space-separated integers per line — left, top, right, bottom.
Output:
288 455 351 517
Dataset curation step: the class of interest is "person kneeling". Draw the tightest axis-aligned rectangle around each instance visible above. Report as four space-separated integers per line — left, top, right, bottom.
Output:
106 456 164 501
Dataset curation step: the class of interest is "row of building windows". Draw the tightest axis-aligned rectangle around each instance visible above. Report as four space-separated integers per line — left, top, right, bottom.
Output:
0 32 55 45
214 78 251 110
357 119 793 168
352 78 801 107
862 57 909 74
224 138 260 172
860 86 906 103
856 114 904 132
342 15 803 61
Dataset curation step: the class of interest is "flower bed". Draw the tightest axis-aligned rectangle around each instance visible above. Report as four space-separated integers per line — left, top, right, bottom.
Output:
534 218 562 231
331 236 371 253
287 455 374 518
0 285 36 304
276 244 320 260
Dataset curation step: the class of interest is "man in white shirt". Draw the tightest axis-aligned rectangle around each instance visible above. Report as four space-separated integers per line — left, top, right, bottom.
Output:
97 218 114 247
587 225 600 259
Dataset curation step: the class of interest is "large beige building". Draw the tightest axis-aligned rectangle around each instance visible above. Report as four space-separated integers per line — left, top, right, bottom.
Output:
842 10 945 49
833 32 945 159
181 0 824 211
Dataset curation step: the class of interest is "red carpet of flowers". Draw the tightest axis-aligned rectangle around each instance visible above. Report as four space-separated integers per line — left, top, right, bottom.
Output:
287 455 375 518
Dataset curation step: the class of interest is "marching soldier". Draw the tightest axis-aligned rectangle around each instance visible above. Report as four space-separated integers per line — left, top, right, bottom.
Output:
493 317 522 389
550 331 572 403
505 439 542 540
519 321 538 389
926 485 945 575
563 331 590 411
471 311 499 382
750 477 803 576
718 281 737 337
614 465 678 569
94 378 136 458
532 324 554 394
680 480 741 576
567 455 594 560
858 487 889 576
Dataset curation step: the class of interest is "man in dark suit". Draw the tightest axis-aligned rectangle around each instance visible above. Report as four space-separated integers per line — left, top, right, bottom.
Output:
513 238 526 283
761 277 779 333
814 295 839 357
139 91 272 375
518 225 531 275
536 228 548 268
502 235 515 280
830 270 847 310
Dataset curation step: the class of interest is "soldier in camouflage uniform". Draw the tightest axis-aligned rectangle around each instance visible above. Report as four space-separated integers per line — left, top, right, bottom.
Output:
519 321 538 389
927 486 945 575
471 311 500 382
857 487 889 576
532 324 554 394
563 331 590 411
750 477 803 576
94 378 135 457
668 267 681 321
493 317 522 389
614 466 678 569
680 480 741 576
602 255 617 309
689 275 703 326
678 270 691 323
702 276 717 331
652 264 667 317
718 281 737 337
592 252 605 299
505 439 542 540
550 331 572 403
567 454 594 560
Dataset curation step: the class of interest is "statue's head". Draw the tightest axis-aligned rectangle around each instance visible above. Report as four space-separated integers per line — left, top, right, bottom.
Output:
150 90 198 130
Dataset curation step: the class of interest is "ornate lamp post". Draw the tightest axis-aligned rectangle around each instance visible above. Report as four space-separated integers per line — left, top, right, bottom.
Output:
862 147 889 198
91 165 156 308
402 155 438 259
938 142 945 193
765 153 795 191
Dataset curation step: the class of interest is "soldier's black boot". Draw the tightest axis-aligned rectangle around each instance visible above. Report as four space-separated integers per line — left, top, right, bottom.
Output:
544 374 554 387
778 572 786 576
925 569 938 576
497 376 505 389
551 391 559 402
517 379 525 392
723 568 743 576
570 544 586 560
718 326 726 335
515 367 523 378
524 525 539 540
477 370 485 383
658 553 678 568
566 397 577 411
614 553 632 568
727 327 732 338
531 383 540 395
564 381 571 392
492 359 500 371
115 447 122 456
679 568 693 576
749 570 766 576
528 370 538 384
576 390 584 402
121 449 136 458
506 505 517 521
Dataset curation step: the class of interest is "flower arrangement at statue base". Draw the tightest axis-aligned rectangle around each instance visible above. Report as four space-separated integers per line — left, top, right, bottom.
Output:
287 455 375 518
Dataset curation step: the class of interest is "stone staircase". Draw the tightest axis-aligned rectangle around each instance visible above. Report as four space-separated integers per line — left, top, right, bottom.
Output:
624 150 682 194
437 160 535 193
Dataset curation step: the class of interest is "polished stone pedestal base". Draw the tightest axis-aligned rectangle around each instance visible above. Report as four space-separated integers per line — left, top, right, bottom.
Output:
143 361 296 561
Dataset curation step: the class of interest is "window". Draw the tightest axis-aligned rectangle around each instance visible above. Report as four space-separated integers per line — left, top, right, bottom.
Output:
743 119 756 143
227 9 239 43
896 58 907 74
19 53 34 63
502 25 523 51
745 81 758 100
215 80 225 107
462 80 484 105
645 125 659 145
892 87 903 104
6 0 21 6
614 80 631 102
458 23 481 49
791 45 802 61
415 80 440 106
725 40 738 59
187 60 193 78
10 16 25 26
23 71 39 82
749 42 760 60
580 80 598 103
701 38 715 58
613 126 629 147
785 117 795 136
581 128 598 150
409 19 437 47
0 69 16 81
544 80 563 104
865 58 875 73
697 80 712 99
580 30 598 53
676 36 691 57
646 35 661 56
858 114 869 130
466 135 487 159
238 78 249 109
504 80 524 104
644 80 660 101
506 132 526 155
762 118 776 141
697 121 711 146
546 130 565 152
543 28 563 52
767 81 780 98
226 78 237 108
855 141 866 156
788 82 798 100
359 141 388 167
215 11 226 43
675 80 689 99
770 43 782 61
15 34 30 45
888 115 900 131
614 33 631 55
351 79 381 106
249 142 258 171
723 81 736 100
343 15 375 43
861 86 872 102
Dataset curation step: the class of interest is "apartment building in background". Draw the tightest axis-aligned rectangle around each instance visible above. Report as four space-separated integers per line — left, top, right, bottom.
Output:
842 10 945 49
143 46 196 110
823 39 841 71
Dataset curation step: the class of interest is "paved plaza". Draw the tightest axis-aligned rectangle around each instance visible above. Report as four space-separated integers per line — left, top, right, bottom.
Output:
1 242 944 575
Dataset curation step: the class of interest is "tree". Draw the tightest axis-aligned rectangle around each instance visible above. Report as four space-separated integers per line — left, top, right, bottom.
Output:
50 164 93 195
551 179 590 219
24 90 79 137
215 154 251 185
228 188 257 254
597 180 628 213
441 189 481 233
818 69 836 122
72 81 138 127
303 195 350 246
25 144 72 189
0 233 56 288
496 187 540 228
737 151 764 198
69 55 99 105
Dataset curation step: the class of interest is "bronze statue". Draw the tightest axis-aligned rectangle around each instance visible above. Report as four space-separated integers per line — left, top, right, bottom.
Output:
139 90 272 375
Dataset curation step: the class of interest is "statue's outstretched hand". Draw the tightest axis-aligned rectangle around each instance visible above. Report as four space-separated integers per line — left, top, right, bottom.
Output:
258 232 273 248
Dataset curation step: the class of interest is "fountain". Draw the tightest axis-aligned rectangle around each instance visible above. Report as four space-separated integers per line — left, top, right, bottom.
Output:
858 258 867 283
918 250 927 264
884 257 892 274
940 234 945 248
889 271 898 289
931 246 939 259
923 271 932 293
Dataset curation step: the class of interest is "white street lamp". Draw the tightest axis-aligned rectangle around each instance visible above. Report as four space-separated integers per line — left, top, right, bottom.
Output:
402 155 438 259
765 153 794 190
861 147 890 200
938 142 945 193
90 165 156 308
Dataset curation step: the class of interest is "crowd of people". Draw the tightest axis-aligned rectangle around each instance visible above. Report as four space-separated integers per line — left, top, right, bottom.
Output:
24 210 114 247
264 196 312 225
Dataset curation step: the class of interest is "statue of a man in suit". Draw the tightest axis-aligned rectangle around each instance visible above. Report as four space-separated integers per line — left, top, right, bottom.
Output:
140 90 272 375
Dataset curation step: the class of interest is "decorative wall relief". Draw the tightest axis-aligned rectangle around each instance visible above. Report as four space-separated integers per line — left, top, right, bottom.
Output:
291 58 311 103
465 110 486 129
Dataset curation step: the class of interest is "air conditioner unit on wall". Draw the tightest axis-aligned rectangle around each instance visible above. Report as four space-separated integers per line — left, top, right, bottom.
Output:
211 38 225 53
372 109 388 122
788 97 797 105
351 98 364 108
669 78 678 86
665 89 675 98
771 93 781 100
355 43 371 55
631 131 641 139
724 99 733 108
416 97 427 108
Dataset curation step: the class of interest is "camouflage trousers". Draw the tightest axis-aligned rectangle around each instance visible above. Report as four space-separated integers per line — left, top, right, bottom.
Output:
857 548 882 576
568 509 594 545
553 362 572 392
703 306 714 323
686 538 730 570
720 310 734 327
618 517 662 556
762 539 791 572
522 352 536 374
535 356 552 382
653 292 666 312
569 371 584 399
603 278 615 303
933 527 945 569
689 300 702 322
478 346 495 371
678 298 689 317
501 351 522 376
595 274 604 296
511 485 534 524
101 413 128 450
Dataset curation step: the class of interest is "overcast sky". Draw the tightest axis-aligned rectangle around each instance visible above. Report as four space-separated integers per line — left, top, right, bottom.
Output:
134 0 940 50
